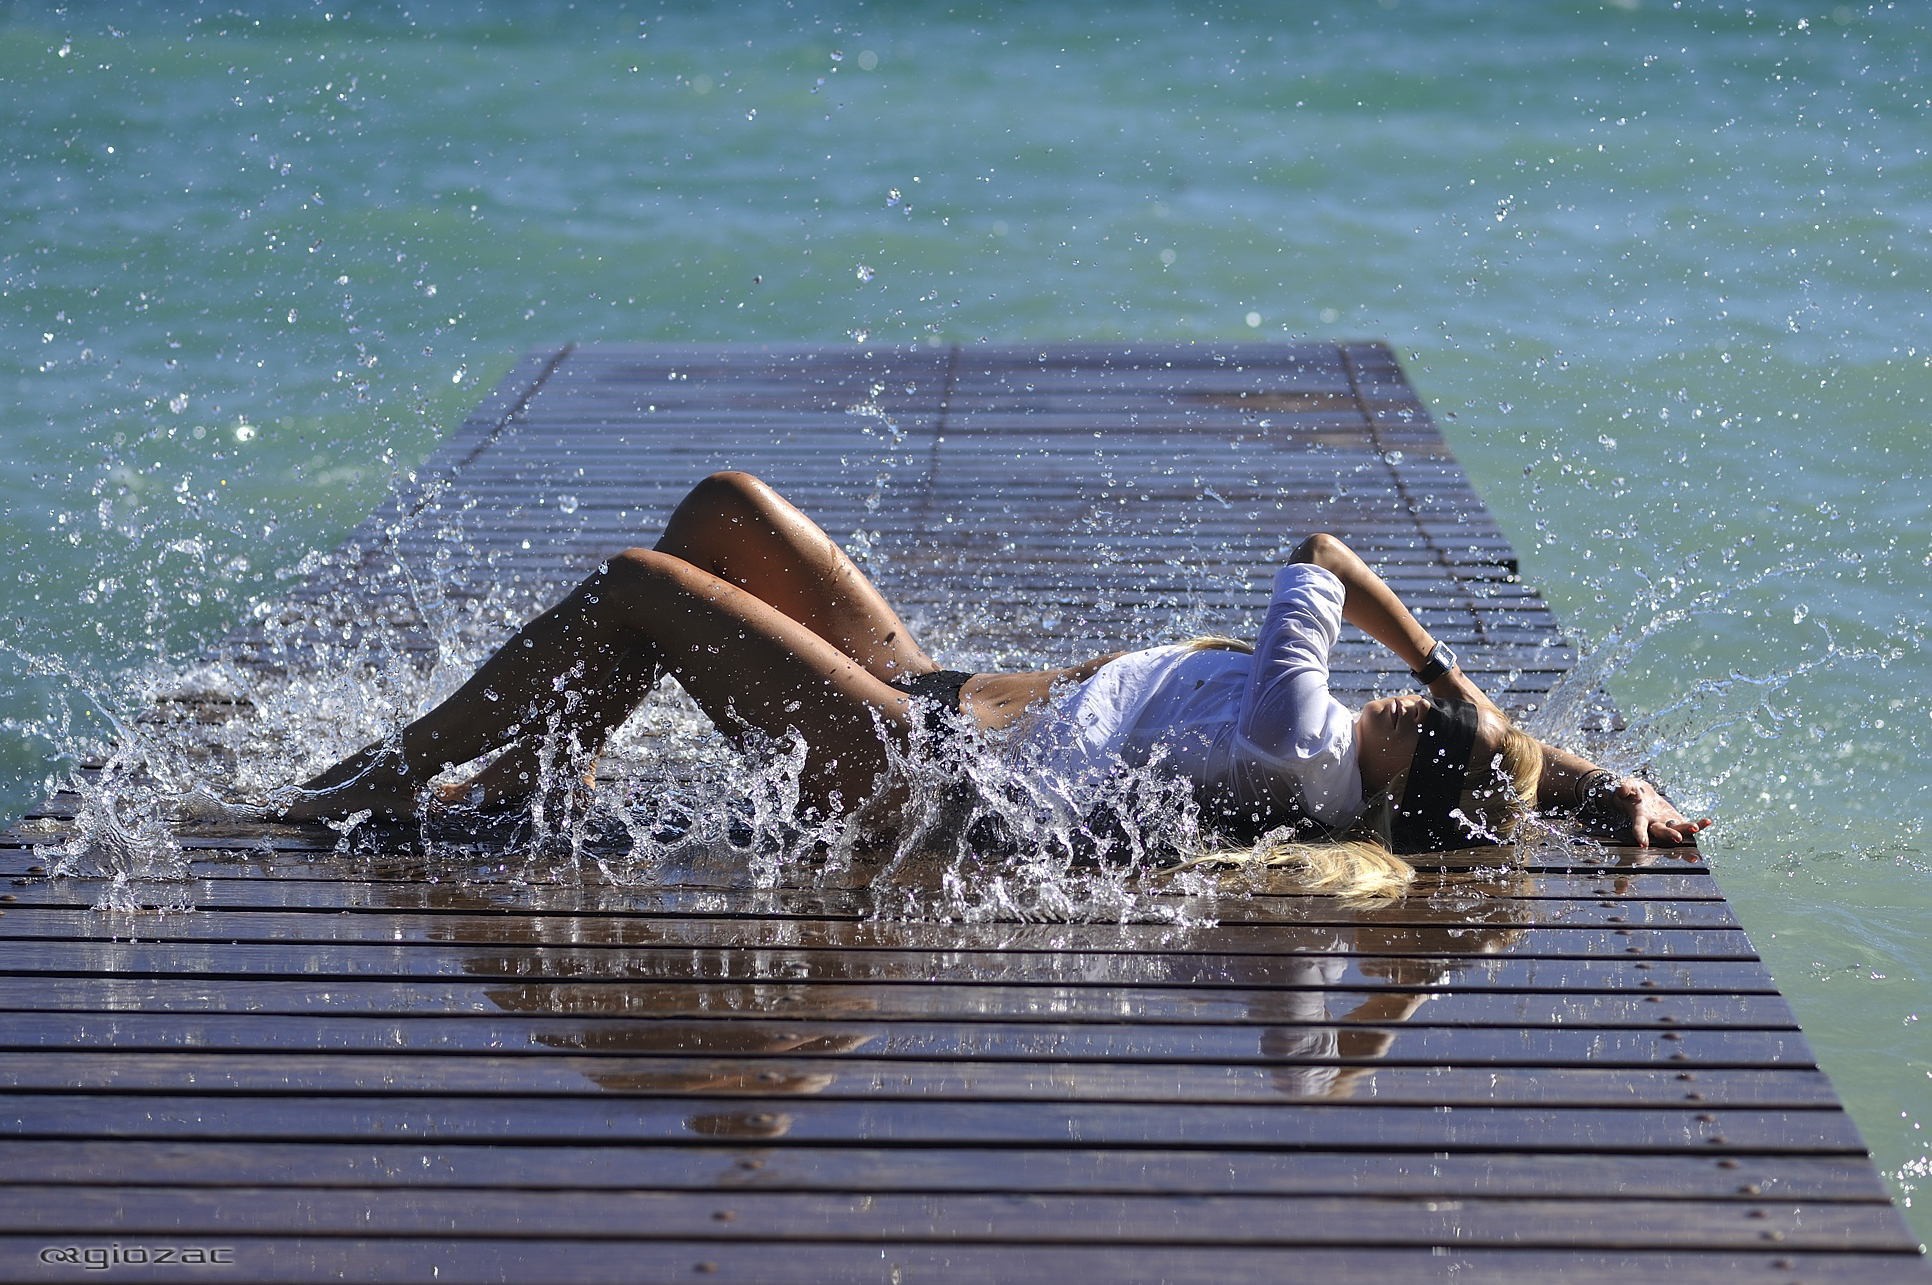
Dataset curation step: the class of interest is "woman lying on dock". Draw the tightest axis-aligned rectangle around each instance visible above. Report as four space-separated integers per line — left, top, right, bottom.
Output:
277 471 1707 890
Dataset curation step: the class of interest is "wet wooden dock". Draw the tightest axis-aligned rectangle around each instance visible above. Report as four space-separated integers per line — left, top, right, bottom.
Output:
3 342 1923 1282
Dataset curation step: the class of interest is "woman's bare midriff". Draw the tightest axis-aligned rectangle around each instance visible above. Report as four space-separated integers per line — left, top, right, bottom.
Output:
958 652 1125 733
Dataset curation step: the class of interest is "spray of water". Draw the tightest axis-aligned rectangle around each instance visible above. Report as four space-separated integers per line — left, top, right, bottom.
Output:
11 532 1282 927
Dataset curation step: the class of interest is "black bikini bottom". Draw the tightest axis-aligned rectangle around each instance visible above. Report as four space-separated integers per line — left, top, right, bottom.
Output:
887 669 975 734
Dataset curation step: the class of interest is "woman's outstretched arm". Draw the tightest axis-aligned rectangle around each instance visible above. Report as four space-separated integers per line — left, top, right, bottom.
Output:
1287 533 1710 847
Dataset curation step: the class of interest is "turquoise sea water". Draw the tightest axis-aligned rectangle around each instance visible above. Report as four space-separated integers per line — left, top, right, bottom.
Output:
2 1 1926 1237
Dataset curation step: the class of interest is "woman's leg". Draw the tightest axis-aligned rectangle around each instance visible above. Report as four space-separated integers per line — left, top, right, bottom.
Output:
655 472 937 682
439 471 937 809
428 641 658 810
280 547 919 821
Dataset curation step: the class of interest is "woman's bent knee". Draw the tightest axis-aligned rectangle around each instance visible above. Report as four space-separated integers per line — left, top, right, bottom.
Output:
687 470 772 513
605 546 698 589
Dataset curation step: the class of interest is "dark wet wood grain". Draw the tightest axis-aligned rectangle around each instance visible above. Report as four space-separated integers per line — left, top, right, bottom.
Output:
3 1139 1889 1199
0 1238 1918 1285
3 1186 1915 1251
3 342 1919 1281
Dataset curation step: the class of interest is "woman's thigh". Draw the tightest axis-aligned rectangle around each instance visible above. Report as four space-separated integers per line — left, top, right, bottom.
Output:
607 547 920 816
654 472 936 683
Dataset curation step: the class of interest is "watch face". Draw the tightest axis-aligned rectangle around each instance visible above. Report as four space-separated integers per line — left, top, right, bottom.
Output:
1417 642 1456 682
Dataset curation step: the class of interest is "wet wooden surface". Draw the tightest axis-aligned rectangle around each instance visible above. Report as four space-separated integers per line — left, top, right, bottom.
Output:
4 342 1922 1282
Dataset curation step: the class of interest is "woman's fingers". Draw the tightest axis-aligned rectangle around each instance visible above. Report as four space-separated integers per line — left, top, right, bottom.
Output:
1640 809 1711 847
1615 778 1711 848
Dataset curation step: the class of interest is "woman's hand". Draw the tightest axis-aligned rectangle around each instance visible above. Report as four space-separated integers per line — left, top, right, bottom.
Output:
1604 776 1712 848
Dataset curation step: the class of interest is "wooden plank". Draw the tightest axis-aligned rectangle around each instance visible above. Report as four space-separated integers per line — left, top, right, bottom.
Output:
0 880 1753 932
0 907 1751 953
0 1054 1840 1108
0 1094 1871 1153
0 942 1785 995
0 1014 1814 1068
0 1238 1914 1285
2 1139 1885 1200
0 974 1801 1028
1 1186 1913 1252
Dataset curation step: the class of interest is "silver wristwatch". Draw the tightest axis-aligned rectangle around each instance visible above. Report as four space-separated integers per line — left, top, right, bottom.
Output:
1411 640 1457 685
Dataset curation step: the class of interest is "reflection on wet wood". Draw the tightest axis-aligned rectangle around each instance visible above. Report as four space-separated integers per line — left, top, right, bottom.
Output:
0 1053 1843 1108
0 1093 1876 1152
3 343 1919 1278
0 976 1806 1028
0 1014 1817 1068
0 940 1786 993
4 1139 1891 1200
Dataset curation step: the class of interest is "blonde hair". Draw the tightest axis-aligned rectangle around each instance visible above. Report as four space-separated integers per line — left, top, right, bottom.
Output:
1182 635 1255 654
1457 717 1544 843
1169 835 1416 903
1174 635 1413 900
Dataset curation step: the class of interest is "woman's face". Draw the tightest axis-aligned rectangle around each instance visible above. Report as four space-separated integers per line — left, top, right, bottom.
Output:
1356 694 1506 798
1355 693 1432 796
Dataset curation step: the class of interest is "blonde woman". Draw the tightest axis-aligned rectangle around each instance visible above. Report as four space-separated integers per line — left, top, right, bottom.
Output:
278 472 1707 888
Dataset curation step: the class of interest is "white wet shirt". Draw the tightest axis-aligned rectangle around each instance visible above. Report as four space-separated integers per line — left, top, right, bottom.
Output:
1024 563 1366 829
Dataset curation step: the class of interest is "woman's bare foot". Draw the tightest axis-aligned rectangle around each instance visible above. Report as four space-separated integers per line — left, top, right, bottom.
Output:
273 743 424 822
432 744 599 816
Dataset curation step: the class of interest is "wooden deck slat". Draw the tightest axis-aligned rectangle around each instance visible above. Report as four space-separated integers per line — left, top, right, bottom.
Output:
0 908 1751 952
9 340 1919 1279
0 1140 1887 1199
0 880 1757 929
0 1094 1872 1153
0 1055 1842 1109
0 1015 1811 1067
0 942 1786 995
9 1242 1924 1285
4 1187 1914 1252
0 1240 1918 1285
0 977 1803 1028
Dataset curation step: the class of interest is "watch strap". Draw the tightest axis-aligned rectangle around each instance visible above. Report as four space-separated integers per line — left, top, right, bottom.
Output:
1411 641 1457 685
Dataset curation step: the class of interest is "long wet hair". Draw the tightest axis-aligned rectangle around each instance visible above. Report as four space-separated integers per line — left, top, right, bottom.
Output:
1172 636 1543 901
1462 720 1544 841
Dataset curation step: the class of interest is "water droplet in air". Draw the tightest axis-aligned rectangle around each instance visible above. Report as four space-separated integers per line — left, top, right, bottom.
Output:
557 494 580 515
855 264 874 282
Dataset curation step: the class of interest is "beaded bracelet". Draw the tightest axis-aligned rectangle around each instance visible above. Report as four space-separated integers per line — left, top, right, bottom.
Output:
1575 768 1621 823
